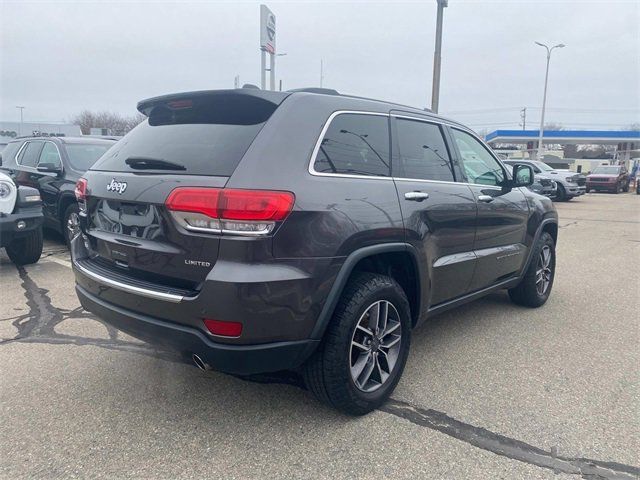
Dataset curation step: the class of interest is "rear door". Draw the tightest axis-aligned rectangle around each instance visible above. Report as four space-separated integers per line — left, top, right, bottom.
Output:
35 141 65 225
79 91 285 291
448 127 529 291
13 140 44 190
391 114 477 306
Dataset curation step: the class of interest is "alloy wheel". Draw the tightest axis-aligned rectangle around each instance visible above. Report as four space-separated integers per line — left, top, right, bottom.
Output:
536 245 552 296
349 300 402 392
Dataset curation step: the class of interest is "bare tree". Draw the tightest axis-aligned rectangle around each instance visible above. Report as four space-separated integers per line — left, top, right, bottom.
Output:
70 110 146 135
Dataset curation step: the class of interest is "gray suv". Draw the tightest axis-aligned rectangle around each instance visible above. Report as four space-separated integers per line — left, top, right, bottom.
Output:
71 88 558 414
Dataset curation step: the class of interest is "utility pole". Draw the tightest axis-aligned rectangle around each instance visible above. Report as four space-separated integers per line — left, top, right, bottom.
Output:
534 41 565 160
519 107 527 130
16 106 25 136
320 59 324 87
430 0 447 113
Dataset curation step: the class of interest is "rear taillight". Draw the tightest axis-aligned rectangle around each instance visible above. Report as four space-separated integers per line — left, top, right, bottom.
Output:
75 178 88 201
166 187 294 236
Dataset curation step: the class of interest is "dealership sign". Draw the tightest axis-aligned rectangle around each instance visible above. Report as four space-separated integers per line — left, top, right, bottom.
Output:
260 4 276 54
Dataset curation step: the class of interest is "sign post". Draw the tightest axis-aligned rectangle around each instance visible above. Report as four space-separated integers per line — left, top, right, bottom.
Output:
260 5 276 90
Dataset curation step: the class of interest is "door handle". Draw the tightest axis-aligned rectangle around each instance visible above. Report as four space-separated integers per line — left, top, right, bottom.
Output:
404 191 430 202
477 195 494 203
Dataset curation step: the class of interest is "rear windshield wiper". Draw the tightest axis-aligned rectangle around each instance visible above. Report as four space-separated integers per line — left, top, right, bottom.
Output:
125 157 186 171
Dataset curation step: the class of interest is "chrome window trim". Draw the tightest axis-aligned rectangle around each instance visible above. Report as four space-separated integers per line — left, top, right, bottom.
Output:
15 140 45 169
308 110 394 181
307 110 513 189
14 141 30 166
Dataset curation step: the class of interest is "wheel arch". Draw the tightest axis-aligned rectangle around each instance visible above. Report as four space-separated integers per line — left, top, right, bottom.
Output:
57 194 78 228
310 243 422 340
520 218 558 279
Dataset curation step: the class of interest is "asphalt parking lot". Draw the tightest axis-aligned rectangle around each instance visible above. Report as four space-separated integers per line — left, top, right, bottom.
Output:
1 192 638 479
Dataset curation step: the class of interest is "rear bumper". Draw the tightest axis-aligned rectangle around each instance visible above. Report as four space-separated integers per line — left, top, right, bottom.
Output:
76 284 319 375
0 208 43 247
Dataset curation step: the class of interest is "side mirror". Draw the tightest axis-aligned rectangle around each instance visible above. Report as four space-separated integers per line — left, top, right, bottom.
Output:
37 163 62 174
512 164 534 187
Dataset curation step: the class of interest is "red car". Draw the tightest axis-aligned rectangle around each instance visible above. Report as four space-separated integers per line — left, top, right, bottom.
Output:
586 165 629 194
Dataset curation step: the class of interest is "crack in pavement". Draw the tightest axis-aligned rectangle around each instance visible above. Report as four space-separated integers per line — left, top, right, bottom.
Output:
381 399 639 480
0 265 181 366
3 263 639 479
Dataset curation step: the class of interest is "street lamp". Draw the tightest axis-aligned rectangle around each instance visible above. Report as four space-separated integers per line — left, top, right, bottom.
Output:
535 41 565 160
15 106 25 136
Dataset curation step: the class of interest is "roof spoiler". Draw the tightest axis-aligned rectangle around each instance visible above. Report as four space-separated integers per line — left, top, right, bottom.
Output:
137 89 290 116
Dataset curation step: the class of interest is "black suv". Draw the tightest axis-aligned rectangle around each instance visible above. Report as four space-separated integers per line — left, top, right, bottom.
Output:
0 136 116 245
71 89 558 415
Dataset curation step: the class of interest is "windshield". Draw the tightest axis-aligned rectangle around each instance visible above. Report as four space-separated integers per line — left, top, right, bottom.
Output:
592 166 620 174
533 161 554 172
65 143 113 171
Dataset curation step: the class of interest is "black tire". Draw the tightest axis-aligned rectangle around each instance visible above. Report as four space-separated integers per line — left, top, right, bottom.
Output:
508 232 555 308
6 227 43 265
303 272 412 415
556 184 567 201
62 203 80 246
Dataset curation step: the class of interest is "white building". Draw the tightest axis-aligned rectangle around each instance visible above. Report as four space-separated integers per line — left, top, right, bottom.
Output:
0 121 82 149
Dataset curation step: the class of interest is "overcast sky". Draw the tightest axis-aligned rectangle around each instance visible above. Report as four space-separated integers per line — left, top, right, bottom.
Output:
1 0 638 132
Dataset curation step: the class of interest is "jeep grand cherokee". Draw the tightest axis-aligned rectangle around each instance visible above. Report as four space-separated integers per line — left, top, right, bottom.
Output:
71 88 558 415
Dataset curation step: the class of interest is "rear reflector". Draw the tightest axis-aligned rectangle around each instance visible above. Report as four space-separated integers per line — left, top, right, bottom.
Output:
166 187 294 235
203 318 243 337
75 178 88 201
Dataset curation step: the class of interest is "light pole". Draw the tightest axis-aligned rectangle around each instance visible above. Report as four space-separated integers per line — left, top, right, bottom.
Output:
16 106 25 136
431 0 447 113
535 41 565 160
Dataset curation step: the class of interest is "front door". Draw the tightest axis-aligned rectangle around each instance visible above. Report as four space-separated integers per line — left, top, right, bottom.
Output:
391 115 477 307
448 127 529 292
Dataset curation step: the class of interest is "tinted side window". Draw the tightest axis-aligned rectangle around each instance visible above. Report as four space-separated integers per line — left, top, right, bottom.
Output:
0 142 21 166
395 118 453 181
451 129 505 186
38 142 62 168
18 141 44 168
314 114 390 177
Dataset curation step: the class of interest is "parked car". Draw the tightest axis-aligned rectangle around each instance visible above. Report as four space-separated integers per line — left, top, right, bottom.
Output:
0 136 116 245
585 165 630 194
0 171 44 264
528 174 557 199
503 159 585 201
71 88 558 415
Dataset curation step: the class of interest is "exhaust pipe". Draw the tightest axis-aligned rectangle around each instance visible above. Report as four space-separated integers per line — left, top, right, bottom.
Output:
192 353 210 371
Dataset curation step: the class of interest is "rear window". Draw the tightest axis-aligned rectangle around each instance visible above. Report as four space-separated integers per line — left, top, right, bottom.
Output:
65 143 113 171
18 141 45 167
92 95 277 176
313 113 390 177
394 118 453 181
